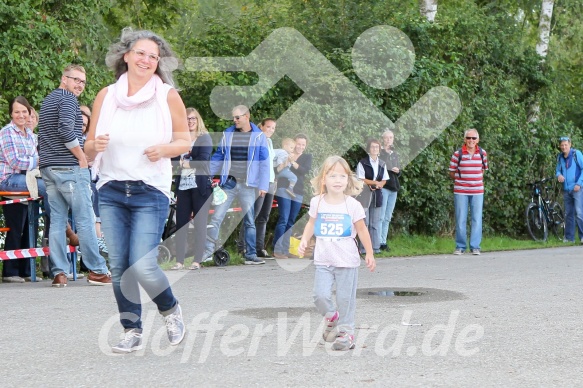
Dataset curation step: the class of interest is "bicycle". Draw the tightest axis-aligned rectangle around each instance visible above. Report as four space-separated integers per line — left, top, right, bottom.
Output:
525 177 565 242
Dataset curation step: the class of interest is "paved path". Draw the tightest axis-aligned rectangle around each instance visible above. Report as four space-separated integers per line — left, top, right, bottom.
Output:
0 246 581 387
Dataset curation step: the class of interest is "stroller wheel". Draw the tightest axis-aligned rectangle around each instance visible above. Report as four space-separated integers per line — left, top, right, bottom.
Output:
157 245 172 264
213 249 230 267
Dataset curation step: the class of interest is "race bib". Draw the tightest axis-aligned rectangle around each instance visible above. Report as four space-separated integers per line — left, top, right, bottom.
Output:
314 212 352 239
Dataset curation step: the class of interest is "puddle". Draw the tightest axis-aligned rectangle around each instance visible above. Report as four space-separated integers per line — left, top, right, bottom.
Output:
230 288 466 320
367 290 425 297
358 287 465 304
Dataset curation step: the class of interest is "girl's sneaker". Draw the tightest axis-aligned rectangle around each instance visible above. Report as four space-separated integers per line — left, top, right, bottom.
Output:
332 332 355 351
323 311 339 342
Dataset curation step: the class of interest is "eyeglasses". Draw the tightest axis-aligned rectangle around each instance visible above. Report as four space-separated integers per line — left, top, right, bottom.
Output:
130 49 160 63
465 137 478 140
559 136 570 142
187 117 198 122
65 76 86 86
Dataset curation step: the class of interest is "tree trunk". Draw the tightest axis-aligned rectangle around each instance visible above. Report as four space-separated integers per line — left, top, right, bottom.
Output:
529 0 555 123
419 0 438 22
535 0 554 58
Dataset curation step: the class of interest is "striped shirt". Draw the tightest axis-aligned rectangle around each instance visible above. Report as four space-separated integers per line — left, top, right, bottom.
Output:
0 122 38 183
38 89 82 168
229 129 252 179
449 145 488 195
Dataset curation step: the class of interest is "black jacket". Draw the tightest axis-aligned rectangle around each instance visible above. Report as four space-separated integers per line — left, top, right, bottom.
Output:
355 156 386 208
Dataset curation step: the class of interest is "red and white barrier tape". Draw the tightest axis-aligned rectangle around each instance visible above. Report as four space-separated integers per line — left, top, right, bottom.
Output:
0 197 42 206
0 245 76 261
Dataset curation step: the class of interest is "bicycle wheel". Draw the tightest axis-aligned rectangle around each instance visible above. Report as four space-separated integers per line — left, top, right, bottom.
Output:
157 245 172 264
549 202 565 241
525 202 547 241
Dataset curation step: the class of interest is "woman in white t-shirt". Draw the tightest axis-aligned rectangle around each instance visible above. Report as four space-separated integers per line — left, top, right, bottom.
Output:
299 156 376 351
85 28 191 353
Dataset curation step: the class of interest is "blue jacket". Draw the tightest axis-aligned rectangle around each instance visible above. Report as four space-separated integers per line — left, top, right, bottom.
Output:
210 123 270 191
556 149 583 191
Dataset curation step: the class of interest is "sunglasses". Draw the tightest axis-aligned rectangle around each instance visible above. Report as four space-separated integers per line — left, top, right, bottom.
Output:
559 136 570 142
233 115 246 120
465 137 478 140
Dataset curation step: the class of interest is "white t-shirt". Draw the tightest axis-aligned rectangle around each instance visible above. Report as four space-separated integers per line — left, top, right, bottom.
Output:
96 91 173 198
308 194 366 268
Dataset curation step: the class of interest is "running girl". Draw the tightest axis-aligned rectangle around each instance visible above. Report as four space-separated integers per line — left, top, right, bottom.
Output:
298 155 376 351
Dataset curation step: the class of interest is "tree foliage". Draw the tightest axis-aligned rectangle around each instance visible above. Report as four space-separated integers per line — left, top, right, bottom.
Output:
0 0 581 237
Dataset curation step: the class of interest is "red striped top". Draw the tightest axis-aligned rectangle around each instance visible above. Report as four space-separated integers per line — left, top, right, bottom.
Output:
449 146 488 195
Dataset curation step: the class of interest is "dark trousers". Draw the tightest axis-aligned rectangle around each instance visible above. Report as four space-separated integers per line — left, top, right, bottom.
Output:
2 204 31 277
255 185 275 251
175 188 212 264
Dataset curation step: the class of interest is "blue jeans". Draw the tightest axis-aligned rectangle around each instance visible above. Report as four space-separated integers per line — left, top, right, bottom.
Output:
273 187 303 255
99 180 177 330
41 166 107 276
277 167 297 185
204 179 258 259
0 172 50 218
563 189 583 242
379 188 398 245
454 193 484 251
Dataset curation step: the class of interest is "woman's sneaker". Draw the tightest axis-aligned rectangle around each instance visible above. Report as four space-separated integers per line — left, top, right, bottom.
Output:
164 304 186 345
332 332 355 351
323 311 339 342
112 329 143 353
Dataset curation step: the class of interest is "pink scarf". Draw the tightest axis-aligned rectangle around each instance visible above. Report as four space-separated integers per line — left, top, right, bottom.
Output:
91 72 172 179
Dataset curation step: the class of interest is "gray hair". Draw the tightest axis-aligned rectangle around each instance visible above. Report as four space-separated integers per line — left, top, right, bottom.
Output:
105 28 179 86
464 128 479 139
232 105 250 115
381 129 394 138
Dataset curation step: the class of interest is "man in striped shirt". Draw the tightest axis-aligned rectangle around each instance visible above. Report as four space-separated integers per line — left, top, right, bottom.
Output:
202 105 270 265
448 129 489 255
38 64 110 287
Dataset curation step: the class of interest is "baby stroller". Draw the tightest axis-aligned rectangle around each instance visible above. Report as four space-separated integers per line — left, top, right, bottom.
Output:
158 193 230 267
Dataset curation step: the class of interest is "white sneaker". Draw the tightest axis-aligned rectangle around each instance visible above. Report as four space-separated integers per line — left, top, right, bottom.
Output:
66 273 85 280
453 249 464 255
332 332 355 351
112 329 143 353
323 311 339 342
2 276 25 283
164 304 185 345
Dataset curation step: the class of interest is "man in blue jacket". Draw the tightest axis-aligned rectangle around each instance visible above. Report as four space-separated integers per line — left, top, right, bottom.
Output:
203 105 270 264
556 136 583 243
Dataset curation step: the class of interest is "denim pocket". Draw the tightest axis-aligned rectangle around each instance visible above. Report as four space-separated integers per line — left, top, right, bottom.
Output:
222 176 236 190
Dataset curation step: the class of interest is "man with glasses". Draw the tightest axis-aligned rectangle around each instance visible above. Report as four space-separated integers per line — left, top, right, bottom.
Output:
38 64 110 287
448 129 489 255
556 136 583 243
202 105 270 265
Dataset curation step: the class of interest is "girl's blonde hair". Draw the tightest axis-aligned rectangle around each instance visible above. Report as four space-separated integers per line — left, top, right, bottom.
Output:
186 107 208 136
310 156 363 196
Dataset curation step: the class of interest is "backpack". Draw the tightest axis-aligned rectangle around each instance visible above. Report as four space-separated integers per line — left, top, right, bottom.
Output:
557 149 583 176
456 147 486 178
